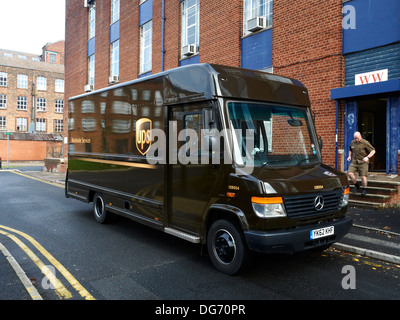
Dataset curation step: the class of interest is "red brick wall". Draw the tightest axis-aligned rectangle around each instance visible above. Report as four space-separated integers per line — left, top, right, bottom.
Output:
272 0 344 168
42 41 65 65
199 0 242 66
0 66 64 133
120 1 139 81
398 150 400 174
0 140 62 162
163 1 181 71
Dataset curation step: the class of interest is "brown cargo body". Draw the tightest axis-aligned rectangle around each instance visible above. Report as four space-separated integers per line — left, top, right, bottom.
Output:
66 64 352 274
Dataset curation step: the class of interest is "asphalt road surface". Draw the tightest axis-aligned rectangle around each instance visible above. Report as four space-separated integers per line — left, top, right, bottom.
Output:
0 170 399 308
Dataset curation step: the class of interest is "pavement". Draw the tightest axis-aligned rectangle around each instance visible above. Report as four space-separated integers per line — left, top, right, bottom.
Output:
0 163 399 299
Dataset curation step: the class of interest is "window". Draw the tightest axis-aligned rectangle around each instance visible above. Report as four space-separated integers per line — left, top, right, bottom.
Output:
88 54 95 86
140 21 152 74
89 6 96 39
36 119 46 132
54 119 63 132
0 117 6 130
228 102 319 167
0 95 6 109
55 79 64 92
37 77 47 91
181 0 200 56
82 118 96 132
16 118 27 131
0 72 7 87
18 74 28 89
4 53 12 58
111 0 120 24
36 98 47 112
49 53 57 63
55 99 64 113
110 40 119 78
18 55 27 60
243 0 273 35
17 96 27 110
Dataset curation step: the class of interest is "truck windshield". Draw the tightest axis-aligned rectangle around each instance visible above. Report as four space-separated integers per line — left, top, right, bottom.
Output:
227 102 321 167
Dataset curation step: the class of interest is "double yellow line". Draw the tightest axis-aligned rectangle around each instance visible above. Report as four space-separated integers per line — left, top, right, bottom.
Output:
0 225 95 300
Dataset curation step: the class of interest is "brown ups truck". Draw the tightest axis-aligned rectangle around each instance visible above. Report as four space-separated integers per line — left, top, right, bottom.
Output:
66 64 352 274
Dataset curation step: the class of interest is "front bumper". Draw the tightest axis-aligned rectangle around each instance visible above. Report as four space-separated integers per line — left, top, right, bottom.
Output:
244 216 353 253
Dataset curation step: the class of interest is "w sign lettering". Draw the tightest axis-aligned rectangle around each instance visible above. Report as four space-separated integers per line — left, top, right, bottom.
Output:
355 69 388 86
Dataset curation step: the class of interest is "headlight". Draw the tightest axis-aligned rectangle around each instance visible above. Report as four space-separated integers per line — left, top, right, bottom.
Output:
251 197 287 218
341 187 350 207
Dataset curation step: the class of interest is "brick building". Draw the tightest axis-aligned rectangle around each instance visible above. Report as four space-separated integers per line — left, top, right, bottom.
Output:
64 0 400 175
0 41 65 161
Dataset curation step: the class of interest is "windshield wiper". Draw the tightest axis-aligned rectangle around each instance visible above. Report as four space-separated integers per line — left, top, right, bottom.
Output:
260 161 268 168
296 155 318 166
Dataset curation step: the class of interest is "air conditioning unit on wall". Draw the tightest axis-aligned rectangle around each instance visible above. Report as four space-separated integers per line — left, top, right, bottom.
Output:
247 16 265 32
84 84 93 92
182 44 196 56
108 76 119 84
84 0 95 8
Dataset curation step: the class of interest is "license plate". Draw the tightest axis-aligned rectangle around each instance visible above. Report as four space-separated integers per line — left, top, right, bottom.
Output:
310 226 334 240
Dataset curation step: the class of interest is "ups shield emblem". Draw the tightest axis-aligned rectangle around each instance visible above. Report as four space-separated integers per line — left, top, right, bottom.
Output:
136 118 152 155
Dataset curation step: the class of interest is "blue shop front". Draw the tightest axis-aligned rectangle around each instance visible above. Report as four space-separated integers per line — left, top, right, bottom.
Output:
331 0 400 175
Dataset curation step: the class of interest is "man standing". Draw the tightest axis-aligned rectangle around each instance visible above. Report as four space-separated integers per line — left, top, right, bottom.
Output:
347 131 376 196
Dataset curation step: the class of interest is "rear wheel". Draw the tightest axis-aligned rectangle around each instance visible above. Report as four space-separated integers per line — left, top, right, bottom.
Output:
207 219 252 275
93 193 112 224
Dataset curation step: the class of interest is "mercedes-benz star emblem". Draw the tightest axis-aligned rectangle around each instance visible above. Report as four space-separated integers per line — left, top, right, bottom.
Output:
314 195 324 211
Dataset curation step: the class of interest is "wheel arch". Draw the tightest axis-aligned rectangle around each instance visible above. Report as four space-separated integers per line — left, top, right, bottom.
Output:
203 204 249 244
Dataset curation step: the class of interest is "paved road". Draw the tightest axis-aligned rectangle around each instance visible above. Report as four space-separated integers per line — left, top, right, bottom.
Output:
0 170 399 305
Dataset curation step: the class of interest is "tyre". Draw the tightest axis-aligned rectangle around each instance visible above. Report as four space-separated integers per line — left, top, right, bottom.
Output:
92 193 111 224
207 219 252 275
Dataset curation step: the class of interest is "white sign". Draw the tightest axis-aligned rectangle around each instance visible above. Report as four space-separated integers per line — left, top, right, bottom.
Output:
355 69 388 86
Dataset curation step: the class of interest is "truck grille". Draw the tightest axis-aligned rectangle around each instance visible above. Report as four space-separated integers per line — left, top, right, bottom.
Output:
283 190 343 218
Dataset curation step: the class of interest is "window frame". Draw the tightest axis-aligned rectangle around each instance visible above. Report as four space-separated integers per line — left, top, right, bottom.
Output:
54 119 63 132
140 20 153 74
88 5 96 39
36 97 47 112
17 74 28 89
181 0 200 56
110 40 119 78
16 117 28 132
0 95 7 109
243 0 273 36
55 99 64 113
17 96 28 111
111 0 120 24
0 72 8 87
88 54 95 86
36 77 47 91
36 118 47 132
55 79 64 93
0 116 6 130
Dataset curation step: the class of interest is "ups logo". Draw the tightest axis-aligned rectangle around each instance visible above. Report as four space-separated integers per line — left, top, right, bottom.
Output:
136 118 152 155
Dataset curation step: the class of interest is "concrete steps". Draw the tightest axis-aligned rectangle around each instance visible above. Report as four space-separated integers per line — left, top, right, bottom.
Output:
348 179 400 209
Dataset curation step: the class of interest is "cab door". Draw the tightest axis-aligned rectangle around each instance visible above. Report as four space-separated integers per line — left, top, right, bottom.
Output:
168 102 221 235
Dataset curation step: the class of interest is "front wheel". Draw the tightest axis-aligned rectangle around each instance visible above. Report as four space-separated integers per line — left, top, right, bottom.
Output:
207 219 252 275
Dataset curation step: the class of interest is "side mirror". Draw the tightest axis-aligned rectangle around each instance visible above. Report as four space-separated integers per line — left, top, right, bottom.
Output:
202 108 215 129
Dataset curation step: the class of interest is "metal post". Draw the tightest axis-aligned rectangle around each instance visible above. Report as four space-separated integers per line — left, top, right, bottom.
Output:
7 133 9 169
